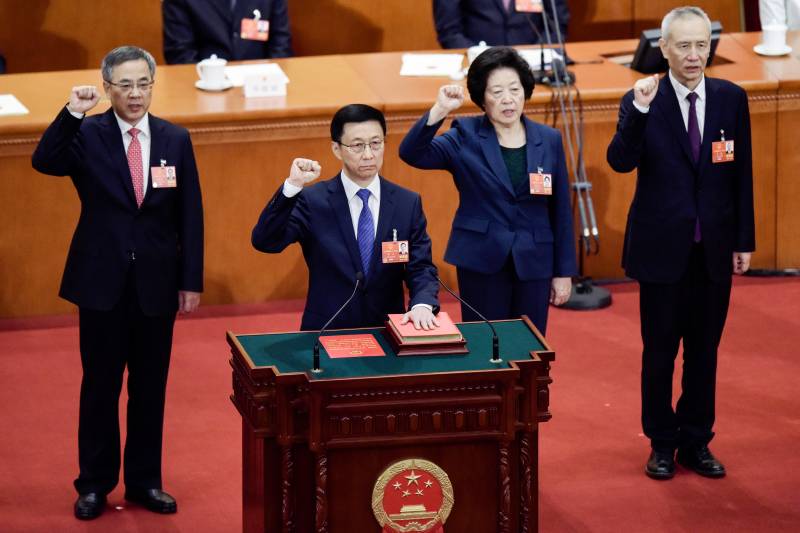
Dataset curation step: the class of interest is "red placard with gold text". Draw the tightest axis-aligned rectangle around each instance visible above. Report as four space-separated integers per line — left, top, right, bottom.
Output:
320 334 385 358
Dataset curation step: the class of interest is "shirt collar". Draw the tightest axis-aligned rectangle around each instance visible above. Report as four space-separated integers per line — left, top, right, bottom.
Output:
114 111 150 139
668 70 706 103
340 170 381 202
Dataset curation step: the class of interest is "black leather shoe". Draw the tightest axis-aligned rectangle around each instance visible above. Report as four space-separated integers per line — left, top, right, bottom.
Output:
125 488 177 514
677 445 726 478
74 492 106 520
645 449 676 479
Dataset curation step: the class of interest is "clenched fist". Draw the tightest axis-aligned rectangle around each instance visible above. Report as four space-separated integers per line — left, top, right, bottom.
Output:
428 84 465 125
287 158 321 188
633 75 659 108
67 86 100 115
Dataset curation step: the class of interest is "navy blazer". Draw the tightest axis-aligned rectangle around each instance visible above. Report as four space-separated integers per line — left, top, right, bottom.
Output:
163 0 292 64
251 175 439 331
399 112 577 281
32 107 204 316
433 0 570 49
606 76 756 283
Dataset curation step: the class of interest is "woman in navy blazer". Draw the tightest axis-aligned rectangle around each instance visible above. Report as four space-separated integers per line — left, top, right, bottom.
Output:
399 47 576 333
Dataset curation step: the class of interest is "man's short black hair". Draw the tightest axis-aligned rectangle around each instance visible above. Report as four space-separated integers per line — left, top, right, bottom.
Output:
466 47 535 109
330 104 387 142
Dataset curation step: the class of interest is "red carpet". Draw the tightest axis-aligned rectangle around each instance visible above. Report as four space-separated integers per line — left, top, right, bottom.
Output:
1 277 798 532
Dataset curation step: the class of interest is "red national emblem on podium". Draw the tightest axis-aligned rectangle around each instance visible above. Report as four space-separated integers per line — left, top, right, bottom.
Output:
372 458 454 533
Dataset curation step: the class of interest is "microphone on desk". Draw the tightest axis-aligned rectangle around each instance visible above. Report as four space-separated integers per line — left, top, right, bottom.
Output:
435 275 501 364
523 8 574 86
312 272 364 374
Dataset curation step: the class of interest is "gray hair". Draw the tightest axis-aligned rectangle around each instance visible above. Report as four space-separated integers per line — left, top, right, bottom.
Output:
101 46 156 82
660 6 711 42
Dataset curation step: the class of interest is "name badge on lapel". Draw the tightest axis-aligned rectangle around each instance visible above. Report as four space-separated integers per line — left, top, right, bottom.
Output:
530 167 553 195
151 159 177 188
515 0 544 13
382 229 409 263
712 129 734 163
241 9 269 41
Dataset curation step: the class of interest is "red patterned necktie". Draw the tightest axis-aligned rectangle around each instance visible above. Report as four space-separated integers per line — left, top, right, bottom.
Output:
127 127 144 207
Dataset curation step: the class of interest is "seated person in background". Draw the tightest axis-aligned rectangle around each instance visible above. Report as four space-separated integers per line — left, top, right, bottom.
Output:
759 0 800 30
162 0 292 64
252 104 440 331
0 52 6 74
433 0 570 49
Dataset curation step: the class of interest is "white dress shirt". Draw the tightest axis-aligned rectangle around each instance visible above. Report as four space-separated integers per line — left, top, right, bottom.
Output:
68 106 151 193
632 71 706 141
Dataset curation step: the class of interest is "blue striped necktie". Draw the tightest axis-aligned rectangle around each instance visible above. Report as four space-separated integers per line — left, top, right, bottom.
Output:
356 188 374 275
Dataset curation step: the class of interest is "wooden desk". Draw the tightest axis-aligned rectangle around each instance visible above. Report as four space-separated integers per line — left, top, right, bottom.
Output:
0 35 787 317
730 31 800 270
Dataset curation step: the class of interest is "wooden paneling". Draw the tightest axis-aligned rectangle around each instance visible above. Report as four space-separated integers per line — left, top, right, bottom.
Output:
0 0 747 74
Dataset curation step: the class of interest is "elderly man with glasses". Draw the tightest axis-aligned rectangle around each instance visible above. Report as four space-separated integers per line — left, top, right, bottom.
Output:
32 45 204 519
252 104 440 332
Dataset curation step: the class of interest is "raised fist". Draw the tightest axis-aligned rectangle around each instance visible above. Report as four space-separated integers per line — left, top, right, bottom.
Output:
67 86 100 115
633 75 659 108
436 84 465 113
287 158 321 188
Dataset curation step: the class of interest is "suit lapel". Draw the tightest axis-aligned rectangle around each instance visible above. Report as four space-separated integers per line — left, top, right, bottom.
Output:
327 175 364 277
522 116 544 196
98 108 138 206
698 78 719 178
142 115 171 207
368 177 396 285
478 116 516 197
654 77 696 169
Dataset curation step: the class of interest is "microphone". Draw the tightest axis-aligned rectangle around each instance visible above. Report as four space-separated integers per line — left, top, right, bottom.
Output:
312 272 364 373
435 275 502 364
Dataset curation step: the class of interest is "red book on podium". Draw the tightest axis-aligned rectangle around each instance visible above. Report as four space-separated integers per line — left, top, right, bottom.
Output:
384 312 468 356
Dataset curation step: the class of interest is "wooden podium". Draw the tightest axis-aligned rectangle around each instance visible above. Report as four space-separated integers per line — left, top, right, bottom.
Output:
228 317 555 532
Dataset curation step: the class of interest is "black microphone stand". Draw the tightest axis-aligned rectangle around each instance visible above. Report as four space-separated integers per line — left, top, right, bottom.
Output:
312 273 363 374
436 275 501 364
541 0 611 310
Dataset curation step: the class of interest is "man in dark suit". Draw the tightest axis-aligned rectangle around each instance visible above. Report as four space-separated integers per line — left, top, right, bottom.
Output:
252 104 440 331
607 6 755 480
32 46 204 519
162 0 292 64
433 0 570 49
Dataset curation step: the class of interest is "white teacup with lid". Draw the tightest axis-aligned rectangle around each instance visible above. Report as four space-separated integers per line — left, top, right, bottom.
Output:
196 54 228 89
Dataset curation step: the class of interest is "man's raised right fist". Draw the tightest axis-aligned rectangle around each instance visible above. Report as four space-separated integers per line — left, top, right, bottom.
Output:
67 86 100 115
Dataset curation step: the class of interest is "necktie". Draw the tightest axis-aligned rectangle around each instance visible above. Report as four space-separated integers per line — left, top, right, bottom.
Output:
503 0 512 11
356 189 374 276
687 92 702 241
127 128 144 207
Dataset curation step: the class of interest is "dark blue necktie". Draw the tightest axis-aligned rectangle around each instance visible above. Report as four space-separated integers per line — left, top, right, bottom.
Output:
356 189 374 275
687 92 702 241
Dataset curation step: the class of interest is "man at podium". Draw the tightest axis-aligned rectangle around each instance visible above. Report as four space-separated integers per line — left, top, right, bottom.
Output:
252 104 440 331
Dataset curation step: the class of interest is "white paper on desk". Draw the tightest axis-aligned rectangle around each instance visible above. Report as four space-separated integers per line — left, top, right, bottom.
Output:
224 63 289 87
400 53 465 77
518 48 564 70
0 94 30 117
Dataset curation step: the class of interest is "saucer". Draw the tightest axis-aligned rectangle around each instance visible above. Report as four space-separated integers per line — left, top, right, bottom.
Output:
195 79 234 91
753 43 792 56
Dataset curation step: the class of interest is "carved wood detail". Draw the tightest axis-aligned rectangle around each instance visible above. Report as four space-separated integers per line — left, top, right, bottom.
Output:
281 444 294 533
315 451 328 533
498 442 511 533
519 432 534 533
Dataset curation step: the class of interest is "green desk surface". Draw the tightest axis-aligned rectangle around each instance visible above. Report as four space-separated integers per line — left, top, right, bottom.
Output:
234 320 546 380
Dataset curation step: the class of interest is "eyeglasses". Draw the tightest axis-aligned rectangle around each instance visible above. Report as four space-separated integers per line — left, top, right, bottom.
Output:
338 140 385 154
106 80 155 93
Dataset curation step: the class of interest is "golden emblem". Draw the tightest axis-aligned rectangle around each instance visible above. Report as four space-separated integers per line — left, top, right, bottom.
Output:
372 458 454 533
